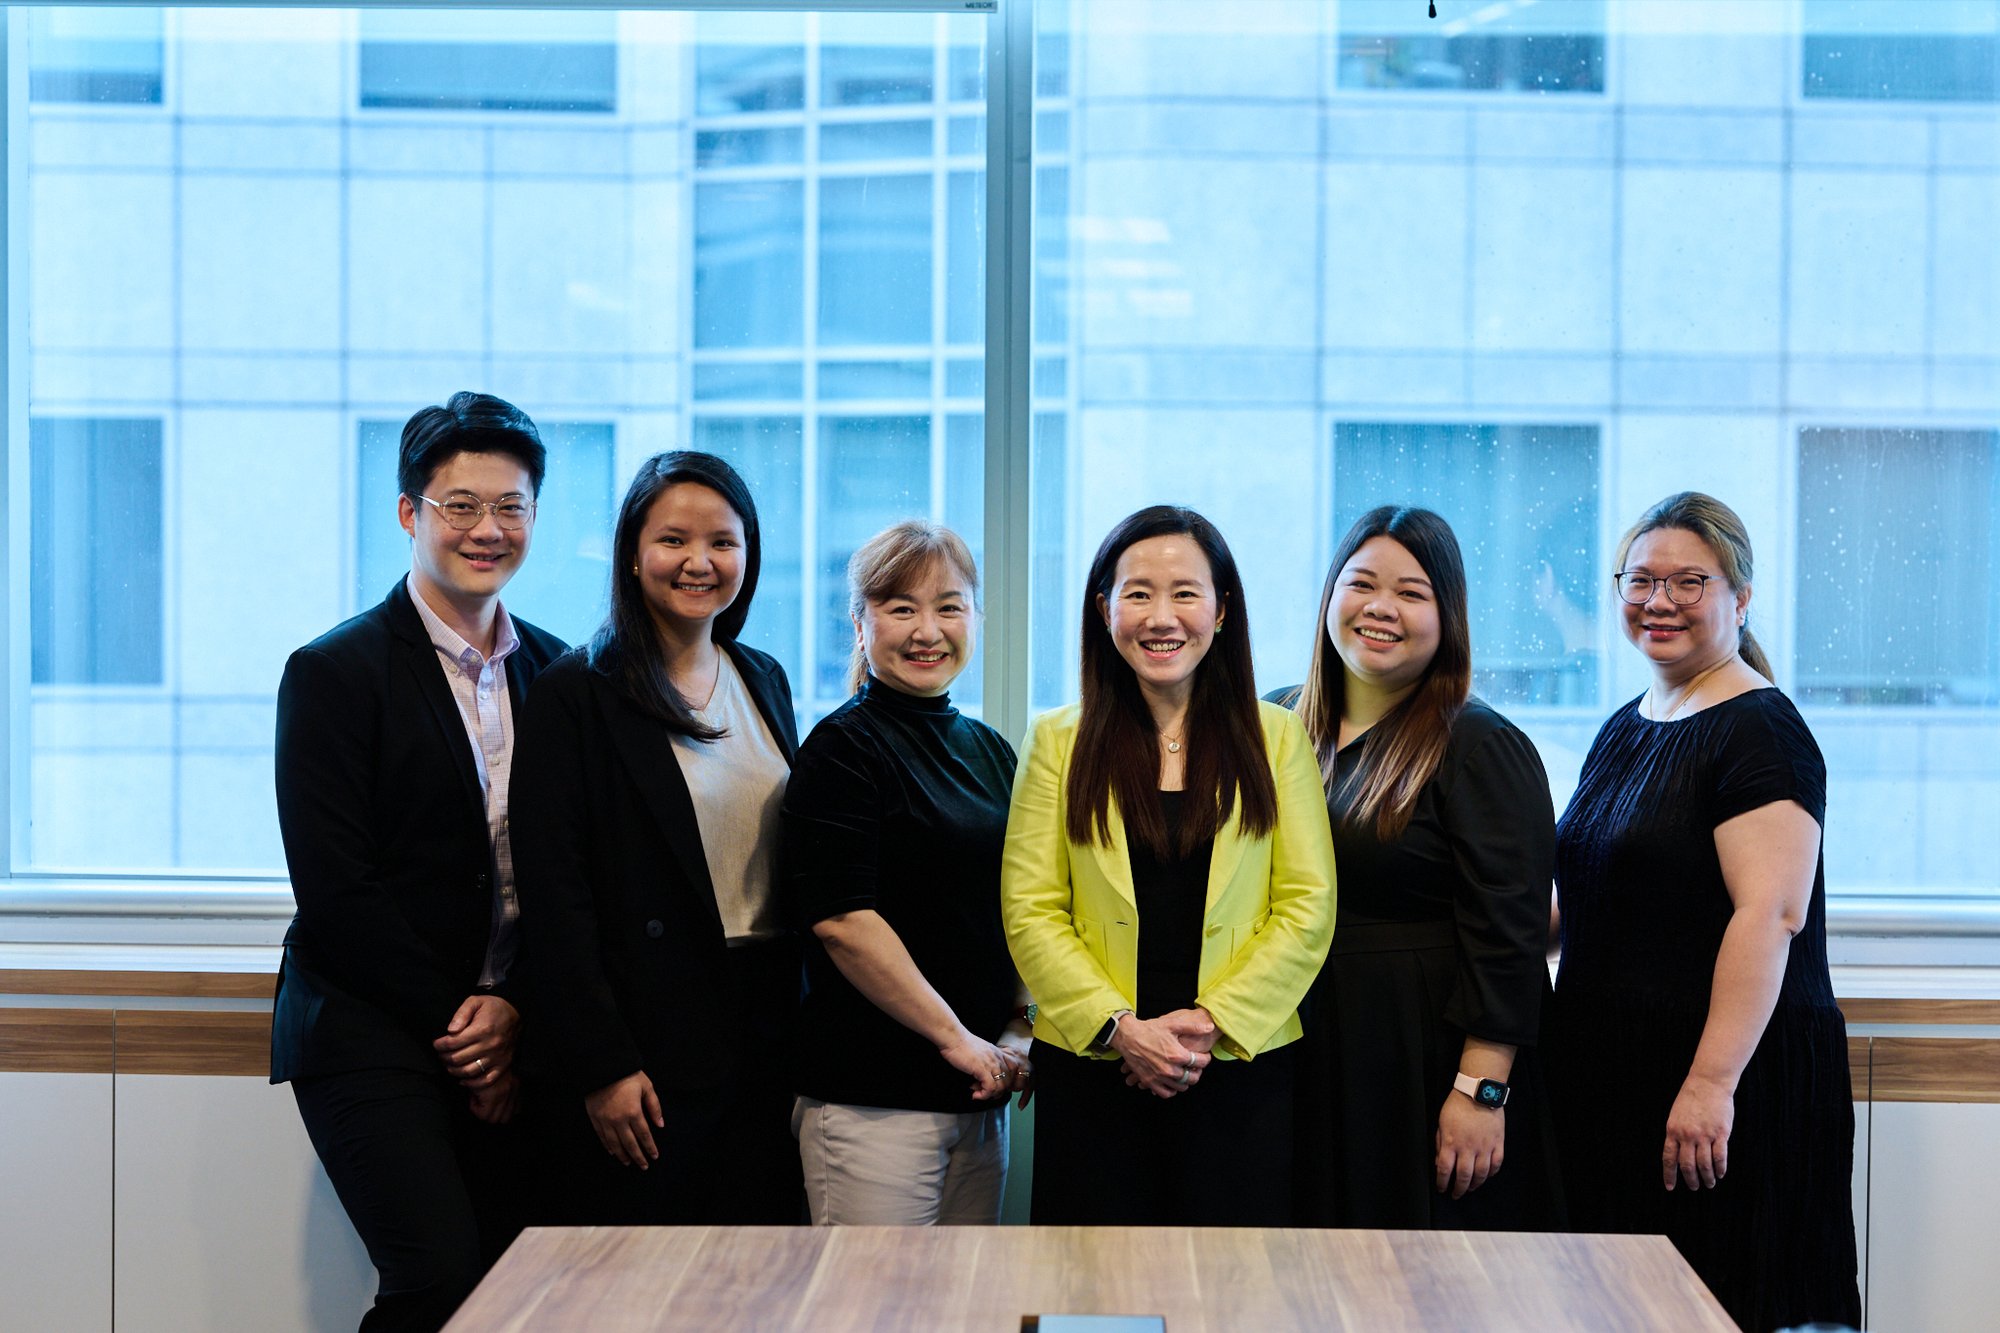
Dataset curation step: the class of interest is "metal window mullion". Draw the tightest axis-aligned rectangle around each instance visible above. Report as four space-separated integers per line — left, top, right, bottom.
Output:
980 0 1030 747
2 11 28 874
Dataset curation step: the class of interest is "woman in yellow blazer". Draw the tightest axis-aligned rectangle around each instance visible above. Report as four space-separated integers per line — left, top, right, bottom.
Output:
1002 505 1337 1225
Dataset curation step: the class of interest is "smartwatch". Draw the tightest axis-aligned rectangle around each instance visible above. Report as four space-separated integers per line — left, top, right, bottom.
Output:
1453 1072 1511 1108
1090 1010 1133 1052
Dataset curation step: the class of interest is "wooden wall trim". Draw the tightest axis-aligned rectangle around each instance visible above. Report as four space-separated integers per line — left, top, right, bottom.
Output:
0 1008 115 1073
1866 1037 2000 1105
115 1010 271 1078
0 970 273 1000
1840 998 2000 1026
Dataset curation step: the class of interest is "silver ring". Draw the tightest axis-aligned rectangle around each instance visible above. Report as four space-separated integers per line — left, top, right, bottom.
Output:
475 1057 486 1074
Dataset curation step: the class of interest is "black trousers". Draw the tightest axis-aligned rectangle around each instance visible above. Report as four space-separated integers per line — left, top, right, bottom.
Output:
537 937 806 1226
292 1064 526 1333
1029 1038 1296 1226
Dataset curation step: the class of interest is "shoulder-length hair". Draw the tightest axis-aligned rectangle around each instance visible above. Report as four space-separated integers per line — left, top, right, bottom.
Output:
845 520 980 694
587 450 762 739
1296 506 1471 842
1066 505 1276 859
1615 491 1775 681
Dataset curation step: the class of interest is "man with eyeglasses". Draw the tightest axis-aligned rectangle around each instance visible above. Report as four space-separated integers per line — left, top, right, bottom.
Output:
271 391 568 1332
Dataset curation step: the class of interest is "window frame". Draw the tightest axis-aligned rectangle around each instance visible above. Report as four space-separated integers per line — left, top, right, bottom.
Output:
0 0 1994 966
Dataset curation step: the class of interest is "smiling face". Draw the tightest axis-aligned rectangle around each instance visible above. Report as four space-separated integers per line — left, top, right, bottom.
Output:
1618 526 1749 679
637 482 746 640
399 450 535 617
857 558 976 698
1097 534 1222 710
1327 535 1442 699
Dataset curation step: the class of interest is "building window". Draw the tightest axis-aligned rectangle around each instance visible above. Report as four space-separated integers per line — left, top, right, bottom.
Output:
1796 427 1999 707
1337 0 1605 94
358 12 617 114
1333 422 1602 708
357 420 616 648
1803 0 2000 103
30 417 165 686
27 8 165 105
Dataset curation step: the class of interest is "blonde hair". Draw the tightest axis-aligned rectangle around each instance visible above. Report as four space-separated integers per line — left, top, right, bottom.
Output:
1616 491 1774 681
846 521 980 694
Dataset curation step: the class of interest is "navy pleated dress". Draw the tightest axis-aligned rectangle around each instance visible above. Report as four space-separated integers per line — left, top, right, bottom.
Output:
1544 687 1860 1333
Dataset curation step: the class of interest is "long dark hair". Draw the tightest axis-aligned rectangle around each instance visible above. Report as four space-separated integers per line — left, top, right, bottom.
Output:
1066 505 1276 858
1296 506 1471 841
587 451 762 739
1615 491 1775 681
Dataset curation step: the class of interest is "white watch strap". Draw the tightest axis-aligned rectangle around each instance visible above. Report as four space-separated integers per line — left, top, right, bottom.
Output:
1453 1071 1482 1100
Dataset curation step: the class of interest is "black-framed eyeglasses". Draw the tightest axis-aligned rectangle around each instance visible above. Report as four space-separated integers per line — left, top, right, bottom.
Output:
1614 571 1715 606
413 492 536 531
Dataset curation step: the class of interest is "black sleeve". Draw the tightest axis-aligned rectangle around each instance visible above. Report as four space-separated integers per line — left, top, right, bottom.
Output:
1440 721 1557 1048
509 665 647 1094
1713 692 1826 827
275 646 461 1042
783 718 887 927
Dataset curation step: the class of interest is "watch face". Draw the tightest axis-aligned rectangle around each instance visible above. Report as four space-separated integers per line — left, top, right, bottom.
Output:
1476 1080 1507 1107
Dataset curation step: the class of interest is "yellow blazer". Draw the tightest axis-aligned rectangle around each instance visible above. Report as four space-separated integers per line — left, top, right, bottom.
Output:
1001 700 1337 1061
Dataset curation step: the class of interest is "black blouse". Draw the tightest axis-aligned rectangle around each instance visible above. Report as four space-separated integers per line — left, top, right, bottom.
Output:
785 676 1019 1114
1129 790 1214 1019
1328 699 1555 1047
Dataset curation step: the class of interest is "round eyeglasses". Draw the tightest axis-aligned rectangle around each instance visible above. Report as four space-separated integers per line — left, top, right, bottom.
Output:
413 492 536 531
1614 571 1715 606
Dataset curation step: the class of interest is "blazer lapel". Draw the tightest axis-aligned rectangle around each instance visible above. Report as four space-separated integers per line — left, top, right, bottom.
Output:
1087 796 1140 915
723 641 799 761
1204 811 1251 915
387 581 483 814
591 678 724 936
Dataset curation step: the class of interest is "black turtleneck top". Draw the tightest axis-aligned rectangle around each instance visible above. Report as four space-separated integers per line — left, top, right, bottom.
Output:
785 676 1020 1113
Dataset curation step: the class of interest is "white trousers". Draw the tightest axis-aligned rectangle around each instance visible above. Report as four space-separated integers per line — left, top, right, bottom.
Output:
792 1096 1009 1226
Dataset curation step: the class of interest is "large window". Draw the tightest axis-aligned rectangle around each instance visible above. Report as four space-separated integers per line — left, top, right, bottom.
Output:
7 2 1999 905
17 6 985 873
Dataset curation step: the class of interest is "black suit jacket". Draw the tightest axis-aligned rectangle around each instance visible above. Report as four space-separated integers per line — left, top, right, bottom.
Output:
510 639 798 1098
270 578 567 1083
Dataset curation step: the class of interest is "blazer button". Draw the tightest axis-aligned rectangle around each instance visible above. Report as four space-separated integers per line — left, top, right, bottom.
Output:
645 920 665 939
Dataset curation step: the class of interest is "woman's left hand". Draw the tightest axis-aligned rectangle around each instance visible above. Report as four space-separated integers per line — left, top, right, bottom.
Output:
1662 1074 1734 1190
1434 1094 1504 1198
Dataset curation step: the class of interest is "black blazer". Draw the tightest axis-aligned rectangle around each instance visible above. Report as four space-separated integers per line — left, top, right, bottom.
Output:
270 578 567 1083
510 639 798 1098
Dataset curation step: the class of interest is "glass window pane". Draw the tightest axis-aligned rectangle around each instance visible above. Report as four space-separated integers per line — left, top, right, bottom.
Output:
696 180 806 349
821 119 933 162
695 127 804 169
30 418 164 686
1796 428 1999 705
818 174 931 346
821 14 934 107
1337 0 1606 93
28 9 164 105
1804 0 2000 102
694 12 806 115
358 12 617 113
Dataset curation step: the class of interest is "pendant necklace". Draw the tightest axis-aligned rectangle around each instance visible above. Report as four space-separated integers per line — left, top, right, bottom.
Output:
1159 729 1184 754
1652 654 1735 723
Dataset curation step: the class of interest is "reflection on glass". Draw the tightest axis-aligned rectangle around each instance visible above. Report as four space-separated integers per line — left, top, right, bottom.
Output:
358 11 617 113
27 8 164 104
696 416 806 687
821 13 934 106
1336 0 1605 93
1803 0 2000 102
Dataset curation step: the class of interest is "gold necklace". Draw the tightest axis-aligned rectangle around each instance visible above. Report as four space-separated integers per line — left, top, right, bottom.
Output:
1159 729 1184 754
1652 654 1736 722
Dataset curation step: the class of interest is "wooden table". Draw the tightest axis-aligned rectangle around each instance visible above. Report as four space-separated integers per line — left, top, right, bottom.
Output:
445 1225 1739 1331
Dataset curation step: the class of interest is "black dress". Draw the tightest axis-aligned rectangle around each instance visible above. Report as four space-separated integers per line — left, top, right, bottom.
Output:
1031 791 1296 1226
1289 698 1564 1230
1544 688 1860 1333
787 676 1019 1113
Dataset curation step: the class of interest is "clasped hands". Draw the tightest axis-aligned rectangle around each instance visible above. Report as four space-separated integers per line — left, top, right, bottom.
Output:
1114 1007 1217 1099
941 1019 1036 1107
433 992 520 1125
